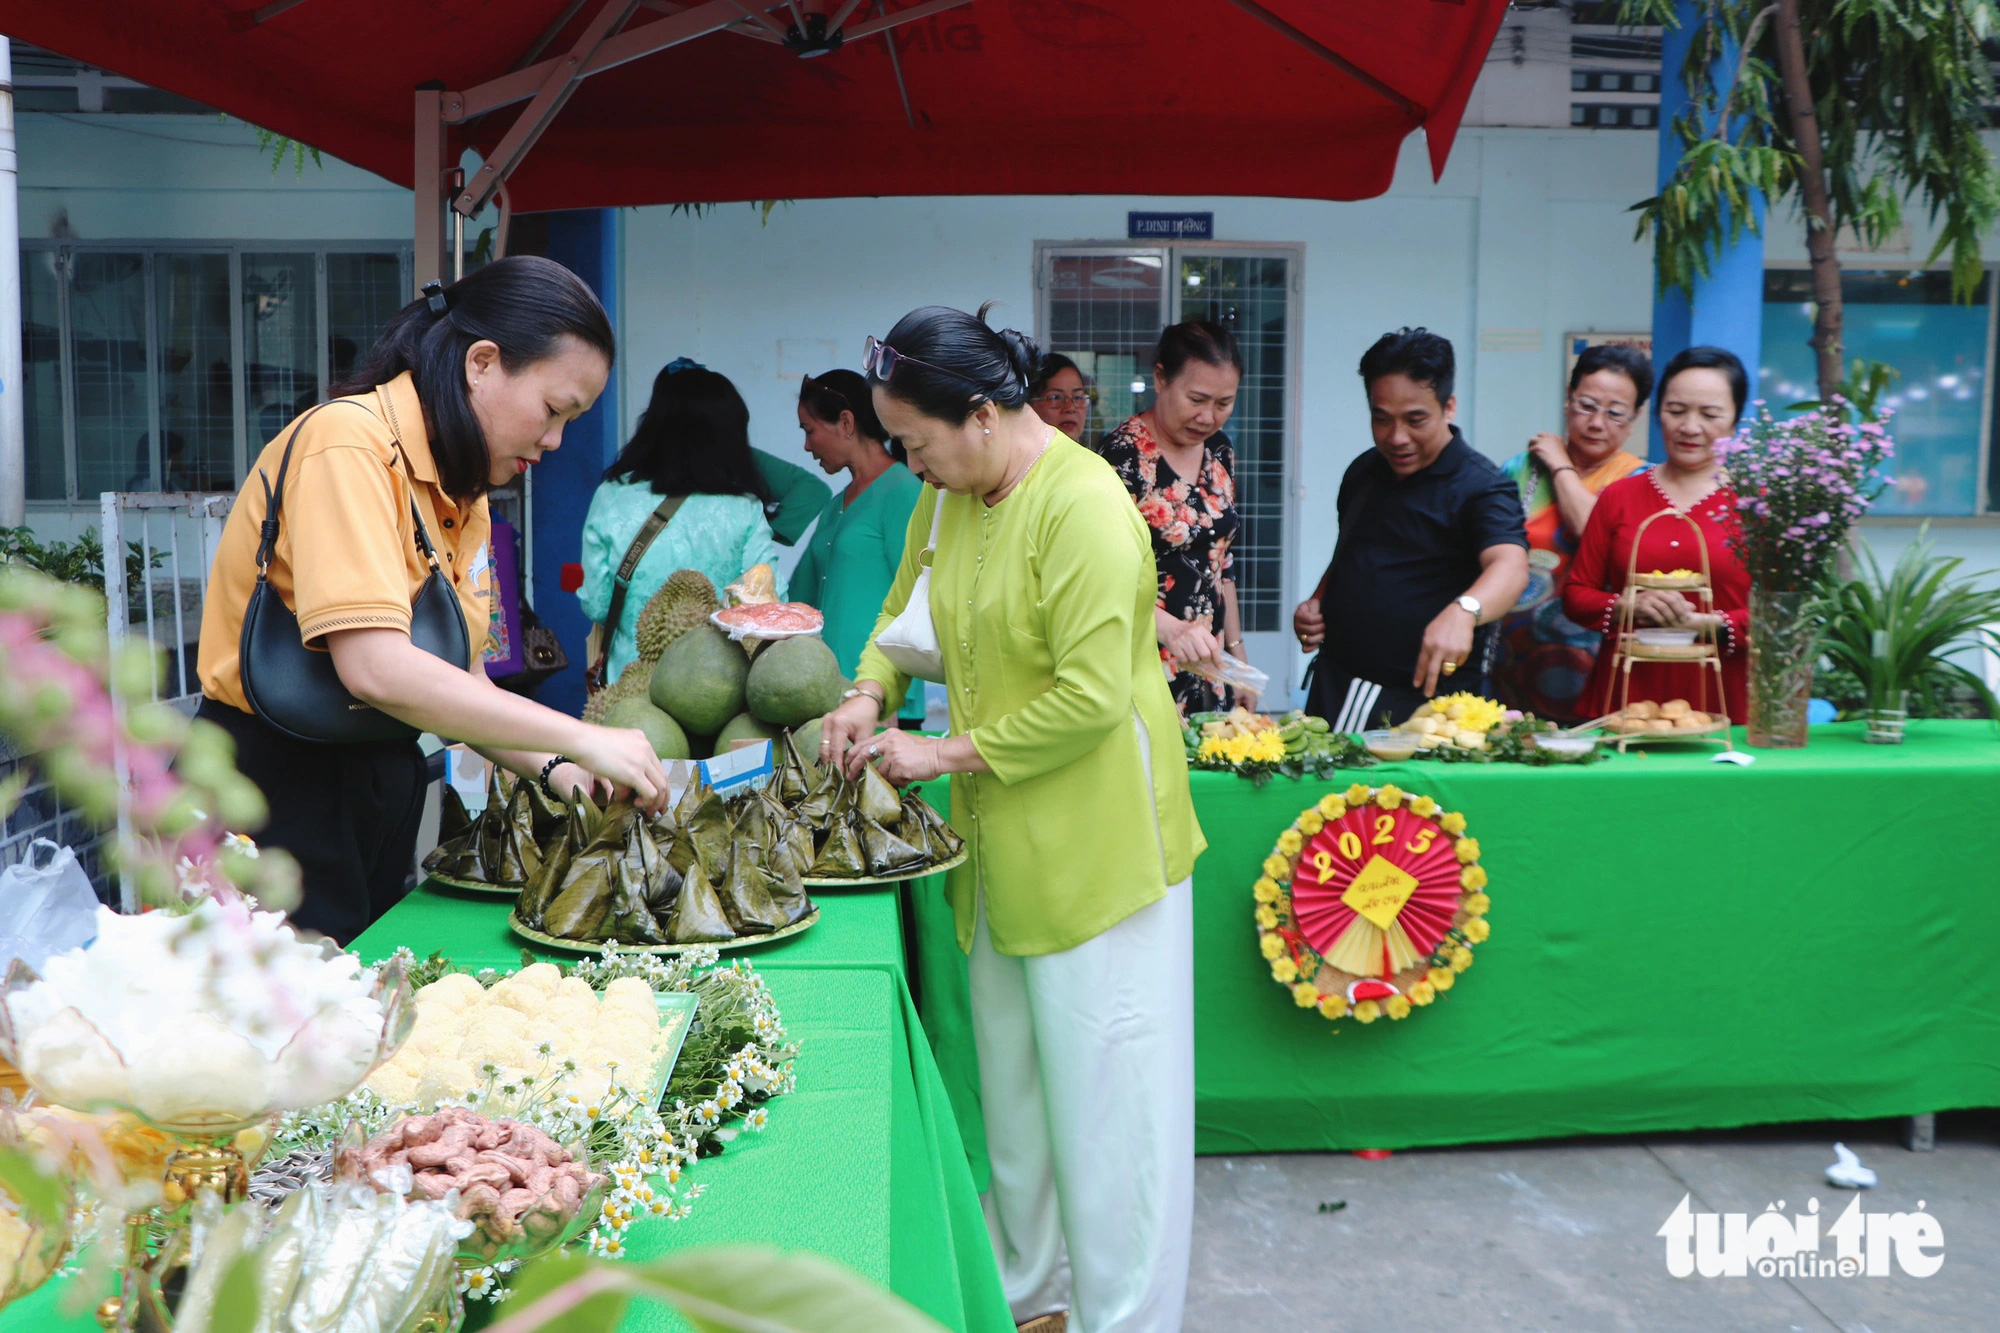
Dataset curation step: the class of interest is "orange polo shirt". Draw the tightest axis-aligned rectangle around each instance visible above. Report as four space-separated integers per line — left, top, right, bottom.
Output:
198 371 494 714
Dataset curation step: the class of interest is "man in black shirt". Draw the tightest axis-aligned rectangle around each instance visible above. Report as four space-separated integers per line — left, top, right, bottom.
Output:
1296 328 1529 728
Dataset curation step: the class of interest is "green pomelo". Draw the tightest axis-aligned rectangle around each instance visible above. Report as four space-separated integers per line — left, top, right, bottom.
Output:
744 634 846 727
601 696 690 760
715 712 781 750
650 622 749 735
791 717 824 761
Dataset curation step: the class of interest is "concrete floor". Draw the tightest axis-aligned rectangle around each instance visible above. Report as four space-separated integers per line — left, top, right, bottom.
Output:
1185 1113 2000 1333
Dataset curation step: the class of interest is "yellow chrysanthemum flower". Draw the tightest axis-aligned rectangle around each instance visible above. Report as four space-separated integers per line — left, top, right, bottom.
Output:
1271 957 1299 983
1353 1000 1381 1023
1451 946 1474 972
1259 932 1285 960
1317 794 1347 819
1255 905 1278 929
1254 877 1280 903
1410 795 1439 818
1249 732 1288 763
1464 917 1490 943
1428 966 1456 992
1439 811 1467 836
1318 994 1349 1020
1291 982 1321 1008
1455 837 1481 865
1276 829 1303 856
1385 995 1412 1020
1409 979 1437 1006
1461 865 1489 892
1198 736 1229 761
1375 783 1404 809
1343 783 1373 806
1263 855 1291 881
1464 891 1491 915
1296 810 1325 836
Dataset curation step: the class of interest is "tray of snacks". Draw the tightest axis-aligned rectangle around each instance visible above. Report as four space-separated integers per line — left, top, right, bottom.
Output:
1601 699 1727 737
362 964 696 1112
1632 568 1707 589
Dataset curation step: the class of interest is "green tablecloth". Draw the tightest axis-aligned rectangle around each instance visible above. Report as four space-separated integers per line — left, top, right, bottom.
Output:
349 878 907 974
3 899 1010 1333
911 721 2000 1160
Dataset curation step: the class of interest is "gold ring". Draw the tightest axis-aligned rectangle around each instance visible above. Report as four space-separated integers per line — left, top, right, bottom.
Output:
1441 661 1458 675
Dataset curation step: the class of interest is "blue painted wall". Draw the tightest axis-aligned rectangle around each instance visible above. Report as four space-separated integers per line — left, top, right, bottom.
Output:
1651 0 1765 456
533 208 621 717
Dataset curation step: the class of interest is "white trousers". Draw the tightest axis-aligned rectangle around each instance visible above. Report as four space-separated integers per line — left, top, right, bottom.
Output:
968 871 1195 1333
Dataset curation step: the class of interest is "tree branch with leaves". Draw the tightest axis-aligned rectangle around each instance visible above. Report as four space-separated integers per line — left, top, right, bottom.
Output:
1621 0 2000 399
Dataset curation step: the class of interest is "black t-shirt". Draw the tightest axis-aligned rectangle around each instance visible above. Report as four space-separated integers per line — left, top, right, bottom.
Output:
1319 430 1528 687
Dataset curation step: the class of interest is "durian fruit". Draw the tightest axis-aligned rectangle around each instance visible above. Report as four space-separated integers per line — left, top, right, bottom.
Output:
583 569 721 724
637 569 721 660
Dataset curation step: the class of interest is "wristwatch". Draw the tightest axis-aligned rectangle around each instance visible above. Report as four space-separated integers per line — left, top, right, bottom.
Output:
1454 594 1482 620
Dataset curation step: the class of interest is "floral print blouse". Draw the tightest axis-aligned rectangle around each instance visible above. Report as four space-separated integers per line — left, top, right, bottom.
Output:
1093 414 1242 713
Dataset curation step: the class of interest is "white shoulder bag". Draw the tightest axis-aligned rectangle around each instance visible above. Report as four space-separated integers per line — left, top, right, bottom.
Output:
873 492 947 682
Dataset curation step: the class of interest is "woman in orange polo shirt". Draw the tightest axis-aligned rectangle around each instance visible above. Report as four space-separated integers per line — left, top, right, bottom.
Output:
197 256 667 941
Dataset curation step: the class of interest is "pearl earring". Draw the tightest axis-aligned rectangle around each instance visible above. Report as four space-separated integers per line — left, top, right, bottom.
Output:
983 428 991 436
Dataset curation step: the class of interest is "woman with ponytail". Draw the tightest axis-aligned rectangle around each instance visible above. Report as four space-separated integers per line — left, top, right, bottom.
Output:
196 255 669 942
818 304 1204 1333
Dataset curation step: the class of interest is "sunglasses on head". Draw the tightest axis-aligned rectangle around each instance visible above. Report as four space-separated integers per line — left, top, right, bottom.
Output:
864 335 984 394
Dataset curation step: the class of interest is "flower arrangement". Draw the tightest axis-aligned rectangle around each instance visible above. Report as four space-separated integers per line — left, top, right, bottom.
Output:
267 945 796 1304
1712 402 1894 593
1184 709 1372 785
1253 784 1488 1027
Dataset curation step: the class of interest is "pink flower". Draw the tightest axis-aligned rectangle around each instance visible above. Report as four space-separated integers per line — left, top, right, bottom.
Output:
1137 497 1173 529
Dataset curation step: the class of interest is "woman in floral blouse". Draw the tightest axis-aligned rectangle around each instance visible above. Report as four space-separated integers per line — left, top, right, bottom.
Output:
1094 319 1249 713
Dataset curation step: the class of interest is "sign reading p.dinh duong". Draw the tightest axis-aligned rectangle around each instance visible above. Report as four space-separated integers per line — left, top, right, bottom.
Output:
1127 211 1214 240
1253 783 1488 1025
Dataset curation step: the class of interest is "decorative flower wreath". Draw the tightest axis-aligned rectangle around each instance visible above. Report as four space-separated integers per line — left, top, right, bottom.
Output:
1254 783 1490 1025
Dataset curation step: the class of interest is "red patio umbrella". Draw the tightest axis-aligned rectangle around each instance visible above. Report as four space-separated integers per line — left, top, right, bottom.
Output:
4 1 1507 222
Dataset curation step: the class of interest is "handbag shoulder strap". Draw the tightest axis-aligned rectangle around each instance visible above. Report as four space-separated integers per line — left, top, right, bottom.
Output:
917 488 943 567
602 493 689 633
256 399 415 573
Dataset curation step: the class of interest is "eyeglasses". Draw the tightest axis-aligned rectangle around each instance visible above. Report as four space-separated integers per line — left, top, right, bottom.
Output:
1569 395 1635 428
1036 389 1097 408
801 374 851 409
864 335 983 393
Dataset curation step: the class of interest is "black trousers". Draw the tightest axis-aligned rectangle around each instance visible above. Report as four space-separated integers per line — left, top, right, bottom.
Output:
196 698 427 944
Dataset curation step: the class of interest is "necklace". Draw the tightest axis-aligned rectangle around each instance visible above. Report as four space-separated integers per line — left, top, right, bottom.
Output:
987 428 1054 505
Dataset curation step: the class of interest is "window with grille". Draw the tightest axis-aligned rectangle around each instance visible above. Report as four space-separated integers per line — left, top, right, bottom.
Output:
20 242 411 502
1036 243 1299 638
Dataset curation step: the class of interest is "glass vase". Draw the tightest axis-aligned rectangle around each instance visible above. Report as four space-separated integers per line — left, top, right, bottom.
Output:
1864 689 1909 745
1745 586 1816 748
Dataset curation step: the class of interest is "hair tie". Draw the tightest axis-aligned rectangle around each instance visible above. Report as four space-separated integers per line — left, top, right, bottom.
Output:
665 356 706 375
422 280 448 314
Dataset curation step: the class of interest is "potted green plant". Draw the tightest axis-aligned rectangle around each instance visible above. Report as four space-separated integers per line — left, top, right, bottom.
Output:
1815 528 2000 743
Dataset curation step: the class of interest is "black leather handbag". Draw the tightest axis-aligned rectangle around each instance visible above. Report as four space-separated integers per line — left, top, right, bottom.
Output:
238 401 471 745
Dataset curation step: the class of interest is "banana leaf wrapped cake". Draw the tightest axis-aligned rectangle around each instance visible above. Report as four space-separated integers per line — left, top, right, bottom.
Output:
514 779 818 949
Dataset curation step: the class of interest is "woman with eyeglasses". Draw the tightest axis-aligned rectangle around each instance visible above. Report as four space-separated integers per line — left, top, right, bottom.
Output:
790 368 926 726
1028 352 1095 442
1093 319 1249 714
1488 343 1654 722
819 306 1203 1333
1562 345 1751 722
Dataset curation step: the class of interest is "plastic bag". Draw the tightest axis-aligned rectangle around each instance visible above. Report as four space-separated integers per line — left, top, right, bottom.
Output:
0 840 100 976
1190 652 1270 696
